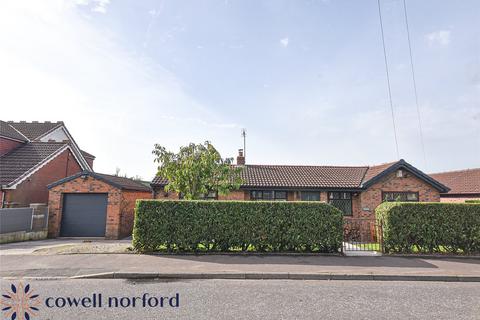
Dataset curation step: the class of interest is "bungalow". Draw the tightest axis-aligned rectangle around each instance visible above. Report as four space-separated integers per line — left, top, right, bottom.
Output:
429 168 480 203
151 149 450 218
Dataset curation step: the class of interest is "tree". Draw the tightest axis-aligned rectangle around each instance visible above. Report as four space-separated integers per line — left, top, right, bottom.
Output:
152 141 243 200
114 167 142 181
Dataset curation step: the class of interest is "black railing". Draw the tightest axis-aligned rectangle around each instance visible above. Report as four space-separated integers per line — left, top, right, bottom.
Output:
343 218 383 252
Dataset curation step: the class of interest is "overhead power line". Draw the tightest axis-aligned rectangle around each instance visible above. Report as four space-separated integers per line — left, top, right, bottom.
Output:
402 0 428 169
377 0 400 160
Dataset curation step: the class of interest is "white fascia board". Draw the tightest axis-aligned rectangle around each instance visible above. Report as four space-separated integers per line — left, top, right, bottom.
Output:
56 126 92 172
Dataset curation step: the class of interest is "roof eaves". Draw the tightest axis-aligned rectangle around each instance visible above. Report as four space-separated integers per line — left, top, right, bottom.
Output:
0 134 27 143
48 171 151 192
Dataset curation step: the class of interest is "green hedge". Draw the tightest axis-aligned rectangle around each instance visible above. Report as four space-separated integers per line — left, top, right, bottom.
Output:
376 202 480 254
465 200 480 204
133 200 343 253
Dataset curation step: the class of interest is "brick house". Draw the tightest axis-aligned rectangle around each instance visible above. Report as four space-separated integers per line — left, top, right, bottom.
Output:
151 150 449 218
47 171 152 239
0 120 94 208
429 168 480 203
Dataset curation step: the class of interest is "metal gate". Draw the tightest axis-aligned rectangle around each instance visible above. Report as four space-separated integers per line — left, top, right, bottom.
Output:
343 218 383 252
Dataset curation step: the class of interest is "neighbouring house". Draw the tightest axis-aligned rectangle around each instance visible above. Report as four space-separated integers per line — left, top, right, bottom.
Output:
151 150 450 218
429 168 480 203
0 120 94 208
47 171 152 239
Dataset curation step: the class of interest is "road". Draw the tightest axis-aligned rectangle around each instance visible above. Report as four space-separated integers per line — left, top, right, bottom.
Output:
0 279 478 320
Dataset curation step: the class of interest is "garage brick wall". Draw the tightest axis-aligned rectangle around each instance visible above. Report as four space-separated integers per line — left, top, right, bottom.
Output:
119 190 152 238
48 176 151 239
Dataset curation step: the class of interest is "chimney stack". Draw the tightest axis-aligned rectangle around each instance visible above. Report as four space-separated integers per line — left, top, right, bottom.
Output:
236 149 245 165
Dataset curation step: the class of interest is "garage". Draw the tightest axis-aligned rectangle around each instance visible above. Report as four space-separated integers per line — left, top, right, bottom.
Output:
47 171 152 239
60 193 108 237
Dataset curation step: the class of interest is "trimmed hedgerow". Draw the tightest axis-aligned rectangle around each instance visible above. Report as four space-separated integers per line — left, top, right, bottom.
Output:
465 200 480 204
376 202 480 254
133 200 343 253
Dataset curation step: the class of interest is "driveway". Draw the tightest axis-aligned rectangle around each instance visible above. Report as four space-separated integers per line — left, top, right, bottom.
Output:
0 239 131 255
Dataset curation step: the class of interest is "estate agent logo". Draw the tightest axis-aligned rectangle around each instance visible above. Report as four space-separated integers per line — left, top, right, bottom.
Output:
1 283 40 320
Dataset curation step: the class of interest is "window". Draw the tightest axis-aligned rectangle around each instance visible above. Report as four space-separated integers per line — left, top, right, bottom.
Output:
300 191 320 201
250 190 287 201
328 192 352 215
383 192 419 202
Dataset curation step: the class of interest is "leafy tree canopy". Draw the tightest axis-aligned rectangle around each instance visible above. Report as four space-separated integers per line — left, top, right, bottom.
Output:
153 141 243 200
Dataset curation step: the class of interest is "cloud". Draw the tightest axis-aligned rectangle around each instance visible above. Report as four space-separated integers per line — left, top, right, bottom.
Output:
425 30 451 46
0 0 238 179
280 37 289 47
92 0 110 13
75 0 110 13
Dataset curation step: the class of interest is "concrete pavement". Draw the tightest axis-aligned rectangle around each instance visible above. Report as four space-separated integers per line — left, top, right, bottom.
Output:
1 252 479 281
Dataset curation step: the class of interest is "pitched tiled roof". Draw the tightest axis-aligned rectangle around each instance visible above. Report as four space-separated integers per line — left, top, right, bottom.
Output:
152 175 168 186
361 161 397 184
152 165 369 189
238 165 368 188
48 171 152 192
0 142 68 186
430 168 480 194
151 159 449 192
94 173 151 192
0 120 27 142
7 121 63 141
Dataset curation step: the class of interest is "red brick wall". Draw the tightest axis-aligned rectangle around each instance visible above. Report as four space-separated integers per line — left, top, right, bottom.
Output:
356 171 441 218
218 190 248 200
48 176 120 239
439 196 480 203
84 157 94 169
0 137 23 156
119 190 152 238
48 176 152 239
153 187 180 200
5 149 82 207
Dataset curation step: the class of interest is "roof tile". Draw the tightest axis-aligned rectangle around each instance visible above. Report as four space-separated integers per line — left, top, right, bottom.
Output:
0 142 67 186
152 164 369 189
0 120 27 142
430 168 480 194
8 121 63 141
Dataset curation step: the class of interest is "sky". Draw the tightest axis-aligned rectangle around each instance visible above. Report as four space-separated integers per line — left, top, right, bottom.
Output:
1 0 479 180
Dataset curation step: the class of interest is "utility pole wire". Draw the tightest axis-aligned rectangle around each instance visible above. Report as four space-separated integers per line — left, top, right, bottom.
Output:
402 0 428 170
377 0 400 160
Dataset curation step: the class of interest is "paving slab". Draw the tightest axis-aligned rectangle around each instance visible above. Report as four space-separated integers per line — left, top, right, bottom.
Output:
0 253 479 281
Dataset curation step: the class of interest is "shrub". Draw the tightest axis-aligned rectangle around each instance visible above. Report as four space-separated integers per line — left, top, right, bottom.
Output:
376 202 480 254
133 200 343 253
465 200 480 204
